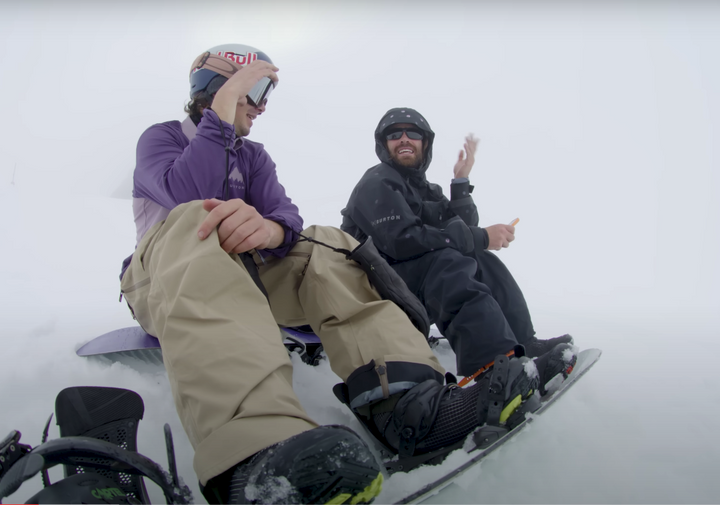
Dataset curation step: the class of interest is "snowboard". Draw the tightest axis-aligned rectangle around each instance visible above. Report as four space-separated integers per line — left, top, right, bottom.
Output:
76 326 444 368
381 347 602 504
76 325 324 366
12 349 599 504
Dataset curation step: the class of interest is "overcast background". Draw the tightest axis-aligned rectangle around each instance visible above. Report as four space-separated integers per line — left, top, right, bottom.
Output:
1 1 719 503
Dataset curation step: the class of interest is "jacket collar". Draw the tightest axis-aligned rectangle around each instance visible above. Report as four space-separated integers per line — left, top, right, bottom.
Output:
181 115 244 150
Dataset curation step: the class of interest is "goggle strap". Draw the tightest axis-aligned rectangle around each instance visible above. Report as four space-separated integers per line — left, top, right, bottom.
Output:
192 52 242 79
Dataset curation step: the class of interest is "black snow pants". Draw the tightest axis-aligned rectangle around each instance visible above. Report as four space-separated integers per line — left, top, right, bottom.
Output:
391 247 536 376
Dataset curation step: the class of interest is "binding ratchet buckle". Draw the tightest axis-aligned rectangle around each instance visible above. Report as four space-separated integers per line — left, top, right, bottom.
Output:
0 431 32 480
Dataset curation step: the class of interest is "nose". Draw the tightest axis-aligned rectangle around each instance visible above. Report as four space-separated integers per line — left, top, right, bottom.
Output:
255 99 267 114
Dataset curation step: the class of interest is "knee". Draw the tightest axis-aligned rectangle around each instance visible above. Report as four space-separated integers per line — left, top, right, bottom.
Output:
150 201 227 258
155 200 209 234
302 225 359 250
167 200 206 220
431 249 478 275
435 248 465 261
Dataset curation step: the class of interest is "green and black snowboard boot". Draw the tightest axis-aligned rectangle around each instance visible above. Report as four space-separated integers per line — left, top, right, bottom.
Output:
363 352 540 458
352 343 578 461
534 342 577 395
203 425 383 504
522 334 574 358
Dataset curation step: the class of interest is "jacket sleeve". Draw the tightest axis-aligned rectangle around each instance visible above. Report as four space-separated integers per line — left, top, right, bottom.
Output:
133 110 236 208
448 179 479 226
245 147 304 257
134 111 302 258
448 180 488 250
346 175 475 261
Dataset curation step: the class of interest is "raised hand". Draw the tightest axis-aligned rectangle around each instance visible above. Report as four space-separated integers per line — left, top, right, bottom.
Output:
453 134 480 179
212 60 279 124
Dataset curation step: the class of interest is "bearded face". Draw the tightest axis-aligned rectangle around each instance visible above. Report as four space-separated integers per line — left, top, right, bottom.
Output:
385 125 425 169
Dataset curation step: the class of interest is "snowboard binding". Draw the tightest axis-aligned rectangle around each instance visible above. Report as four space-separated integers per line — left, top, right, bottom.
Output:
0 431 32 482
333 352 543 475
0 387 193 504
281 326 325 366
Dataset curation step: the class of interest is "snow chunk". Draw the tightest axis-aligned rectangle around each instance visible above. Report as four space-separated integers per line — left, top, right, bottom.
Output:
562 347 577 364
523 359 539 380
245 475 297 504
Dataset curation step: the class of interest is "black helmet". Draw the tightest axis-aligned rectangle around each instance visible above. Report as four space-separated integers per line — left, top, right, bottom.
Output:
375 107 435 173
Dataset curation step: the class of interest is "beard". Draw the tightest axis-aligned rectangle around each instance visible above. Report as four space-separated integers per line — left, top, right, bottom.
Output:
390 148 423 169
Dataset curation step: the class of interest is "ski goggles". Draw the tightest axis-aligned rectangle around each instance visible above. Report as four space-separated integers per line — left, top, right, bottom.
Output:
190 52 275 107
246 77 274 107
385 128 424 141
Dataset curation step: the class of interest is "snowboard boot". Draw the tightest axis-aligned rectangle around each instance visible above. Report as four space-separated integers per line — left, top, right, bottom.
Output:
534 342 577 396
522 334 574 358
202 425 383 504
357 352 540 460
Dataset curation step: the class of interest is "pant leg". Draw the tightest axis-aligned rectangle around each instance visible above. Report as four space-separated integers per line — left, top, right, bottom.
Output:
120 201 317 486
472 250 536 344
392 249 518 376
258 225 445 408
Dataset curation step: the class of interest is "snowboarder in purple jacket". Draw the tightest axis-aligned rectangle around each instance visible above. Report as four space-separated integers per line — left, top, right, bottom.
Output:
120 44 548 504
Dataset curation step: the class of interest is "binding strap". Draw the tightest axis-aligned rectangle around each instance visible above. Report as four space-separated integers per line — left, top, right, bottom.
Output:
458 349 516 387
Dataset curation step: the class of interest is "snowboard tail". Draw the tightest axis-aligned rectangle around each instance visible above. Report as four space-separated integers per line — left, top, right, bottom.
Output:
77 325 324 367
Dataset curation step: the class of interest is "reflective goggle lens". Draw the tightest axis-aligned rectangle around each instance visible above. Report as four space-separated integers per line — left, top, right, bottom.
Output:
386 129 424 141
246 76 274 107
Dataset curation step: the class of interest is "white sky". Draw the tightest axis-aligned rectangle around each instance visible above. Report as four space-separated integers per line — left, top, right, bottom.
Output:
1 1 719 503
2 1 718 316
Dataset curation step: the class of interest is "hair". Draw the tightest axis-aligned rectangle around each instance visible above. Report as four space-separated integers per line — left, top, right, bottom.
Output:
184 74 228 126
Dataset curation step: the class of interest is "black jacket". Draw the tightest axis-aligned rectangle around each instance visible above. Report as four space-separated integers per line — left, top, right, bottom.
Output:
341 107 488 262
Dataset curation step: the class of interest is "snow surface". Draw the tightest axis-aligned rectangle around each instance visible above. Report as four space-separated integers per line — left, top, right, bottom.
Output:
2 1 720 503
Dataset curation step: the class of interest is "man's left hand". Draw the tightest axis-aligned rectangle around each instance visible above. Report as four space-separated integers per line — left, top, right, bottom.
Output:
453 134 480 179
485 223 516 251
197 198 285 253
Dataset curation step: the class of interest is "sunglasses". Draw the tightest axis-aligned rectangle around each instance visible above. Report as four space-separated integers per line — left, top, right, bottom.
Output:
192 52 275 107
385 128 424 141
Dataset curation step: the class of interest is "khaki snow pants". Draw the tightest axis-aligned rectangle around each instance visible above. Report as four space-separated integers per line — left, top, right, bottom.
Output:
120 201 443 485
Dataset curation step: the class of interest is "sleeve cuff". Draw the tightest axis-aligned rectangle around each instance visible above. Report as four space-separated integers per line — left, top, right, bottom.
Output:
450 179 472 200
471 227 489 251
259 218 299 258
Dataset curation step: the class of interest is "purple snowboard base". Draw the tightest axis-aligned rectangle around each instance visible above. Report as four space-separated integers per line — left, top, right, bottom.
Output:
77 326 322 367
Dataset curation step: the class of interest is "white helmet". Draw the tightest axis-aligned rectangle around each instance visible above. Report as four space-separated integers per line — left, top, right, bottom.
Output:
188 43 274 105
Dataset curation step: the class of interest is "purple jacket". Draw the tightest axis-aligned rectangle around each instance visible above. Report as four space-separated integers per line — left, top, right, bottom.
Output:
121 109 303 276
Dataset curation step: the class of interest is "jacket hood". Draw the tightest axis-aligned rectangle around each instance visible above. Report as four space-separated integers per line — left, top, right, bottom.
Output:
375 108 435 175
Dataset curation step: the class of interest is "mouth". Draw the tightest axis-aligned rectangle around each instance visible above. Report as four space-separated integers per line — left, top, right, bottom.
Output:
397 148 414 156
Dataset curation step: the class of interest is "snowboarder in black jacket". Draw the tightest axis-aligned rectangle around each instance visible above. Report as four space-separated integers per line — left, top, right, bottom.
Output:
341 107 573 378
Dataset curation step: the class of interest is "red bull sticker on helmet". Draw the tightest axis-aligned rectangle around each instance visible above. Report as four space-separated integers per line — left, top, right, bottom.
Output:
217 51 258 67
